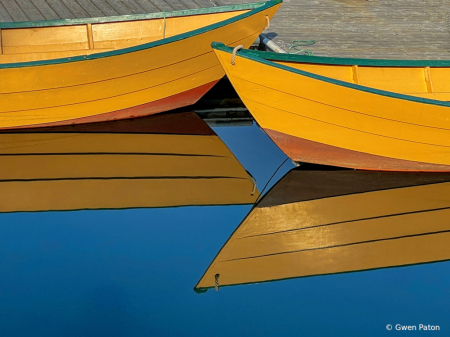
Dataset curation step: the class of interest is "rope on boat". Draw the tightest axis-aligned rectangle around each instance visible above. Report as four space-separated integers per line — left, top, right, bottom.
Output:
215 274 220 291
288 40 316 55
231 45 244 65
265 15 270 30
245 170 258 196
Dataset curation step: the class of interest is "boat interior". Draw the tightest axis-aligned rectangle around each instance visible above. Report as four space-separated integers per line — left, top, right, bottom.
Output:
0 7 253 64
273 58 450 101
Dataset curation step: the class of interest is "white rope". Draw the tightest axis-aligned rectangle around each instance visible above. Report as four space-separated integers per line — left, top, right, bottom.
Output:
265 15 270 30
231 45 244 65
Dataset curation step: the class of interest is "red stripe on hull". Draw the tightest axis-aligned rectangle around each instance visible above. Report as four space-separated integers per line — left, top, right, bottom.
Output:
265 128 450 172
4 80 219 130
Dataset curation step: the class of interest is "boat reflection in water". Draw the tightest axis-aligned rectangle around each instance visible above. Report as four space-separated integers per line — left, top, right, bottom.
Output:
195 165 450 292
0 111 258 212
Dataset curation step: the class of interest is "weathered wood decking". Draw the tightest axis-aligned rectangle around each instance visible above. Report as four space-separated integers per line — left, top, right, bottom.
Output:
222 0 450 59
1 0 450 59
0 0 223 21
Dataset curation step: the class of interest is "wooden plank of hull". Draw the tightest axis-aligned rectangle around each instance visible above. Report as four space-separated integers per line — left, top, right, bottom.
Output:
2 80 218 130
0 2 281 129
0 178 256 212
212 44 450 171
195 169 450 292
0 112 259 212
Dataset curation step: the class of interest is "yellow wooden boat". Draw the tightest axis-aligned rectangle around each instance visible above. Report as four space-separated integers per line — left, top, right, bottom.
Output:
195 166 450 292
0 1 281 130
212 43 450 171
0 111 258 212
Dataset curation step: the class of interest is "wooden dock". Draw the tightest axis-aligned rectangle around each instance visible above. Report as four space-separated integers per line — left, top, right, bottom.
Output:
221 0 450 59
0 0 223 21
1 0 450 59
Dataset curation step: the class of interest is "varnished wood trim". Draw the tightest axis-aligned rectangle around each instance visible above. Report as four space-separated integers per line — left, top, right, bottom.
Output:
86 23 94 50
424 66 434 93
352 64 359 84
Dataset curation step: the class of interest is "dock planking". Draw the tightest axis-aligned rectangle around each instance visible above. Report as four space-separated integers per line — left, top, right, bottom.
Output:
90 0 119 16
75 0 105 17
14 0 45 21
120 0 147 13
0 2 13 22
163 0 187 11
0 0 29 22
105 0 135 15
221 0 450 60
60 0 90 18
179 0 201 9
44 0 76 18
0 0 449 59
134 0 160 12
29 0 60 20
150 0 175 11
0 0 213 20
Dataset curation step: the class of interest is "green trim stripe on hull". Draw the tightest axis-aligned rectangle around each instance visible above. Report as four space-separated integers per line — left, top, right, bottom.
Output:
227 48 450 67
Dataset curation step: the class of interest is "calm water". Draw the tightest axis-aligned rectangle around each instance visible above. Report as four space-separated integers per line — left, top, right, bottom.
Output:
1 119 449 336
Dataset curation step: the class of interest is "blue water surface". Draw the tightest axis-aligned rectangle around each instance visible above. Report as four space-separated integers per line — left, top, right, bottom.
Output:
1 123 448 336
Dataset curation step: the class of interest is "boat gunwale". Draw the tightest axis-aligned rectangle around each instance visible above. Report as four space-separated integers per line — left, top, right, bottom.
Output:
224 48 450 67
211 43 450 109
0 0 281 69
194 256 450 293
